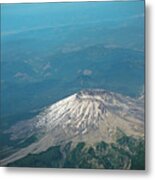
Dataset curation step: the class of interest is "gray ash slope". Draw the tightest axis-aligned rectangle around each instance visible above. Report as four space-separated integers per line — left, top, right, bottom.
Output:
0 89 144 166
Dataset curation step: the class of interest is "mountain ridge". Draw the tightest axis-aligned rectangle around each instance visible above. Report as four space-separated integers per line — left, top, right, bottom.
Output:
0 89 144 166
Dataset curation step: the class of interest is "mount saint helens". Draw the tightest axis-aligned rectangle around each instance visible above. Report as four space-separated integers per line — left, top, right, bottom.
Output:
0 89 144 169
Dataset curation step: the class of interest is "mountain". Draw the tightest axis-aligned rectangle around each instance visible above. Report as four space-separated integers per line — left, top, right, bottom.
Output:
0 89 144 169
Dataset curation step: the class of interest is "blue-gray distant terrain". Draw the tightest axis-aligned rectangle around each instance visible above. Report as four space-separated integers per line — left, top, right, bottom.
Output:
0 1 144 169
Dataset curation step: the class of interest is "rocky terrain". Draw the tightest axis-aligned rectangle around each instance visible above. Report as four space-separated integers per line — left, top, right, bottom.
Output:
0 89 144 168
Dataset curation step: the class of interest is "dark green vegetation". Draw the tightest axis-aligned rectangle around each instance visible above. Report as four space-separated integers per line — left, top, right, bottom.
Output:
7 136 145 170
0 134 37 160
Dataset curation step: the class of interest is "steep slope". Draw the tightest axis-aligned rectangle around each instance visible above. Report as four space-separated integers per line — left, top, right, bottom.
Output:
0 89 144 166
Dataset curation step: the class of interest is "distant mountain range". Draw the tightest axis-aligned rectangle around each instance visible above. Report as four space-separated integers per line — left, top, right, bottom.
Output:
0 89 144 169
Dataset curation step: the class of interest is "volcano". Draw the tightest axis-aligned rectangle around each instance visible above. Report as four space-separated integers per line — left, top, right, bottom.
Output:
0 89 144 167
